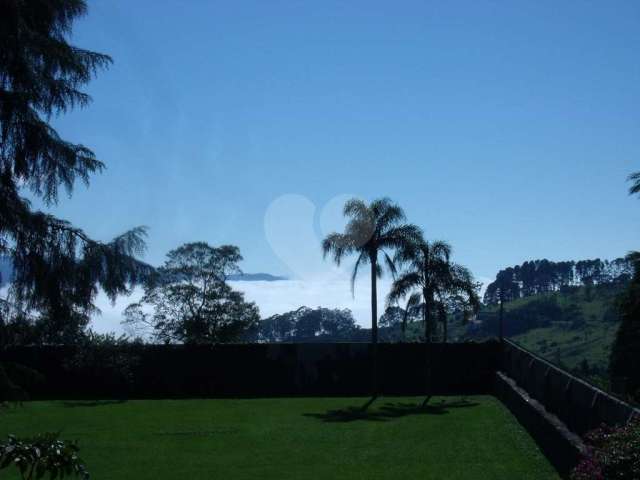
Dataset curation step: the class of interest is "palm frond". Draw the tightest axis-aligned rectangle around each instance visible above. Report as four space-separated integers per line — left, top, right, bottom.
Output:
628 171 640 196
378 224 422 251
373 198 405 232
321 233 354 265
343 198 370 219
350 251 368 297
387 271 422 306
430 240 452 262
382 250 397 279
406 291 422 311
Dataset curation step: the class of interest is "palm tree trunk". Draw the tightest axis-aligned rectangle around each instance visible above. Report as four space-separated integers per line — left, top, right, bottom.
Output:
401 310 408 342
422 288 432 407
498 289 504 342
370 255 379 397
0 315 5 349
371 259 378 345
443 316 448 343
423 290 430 344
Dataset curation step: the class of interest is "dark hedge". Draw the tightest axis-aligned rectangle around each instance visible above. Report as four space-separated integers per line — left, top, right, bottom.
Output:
0 342 501 400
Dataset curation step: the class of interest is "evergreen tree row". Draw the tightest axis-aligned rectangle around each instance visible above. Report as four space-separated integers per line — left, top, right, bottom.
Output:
484 257 632 305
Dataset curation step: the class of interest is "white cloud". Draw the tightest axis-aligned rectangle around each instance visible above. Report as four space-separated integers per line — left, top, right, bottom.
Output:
90 289 144 335
89 271 392 335
230 272 393 327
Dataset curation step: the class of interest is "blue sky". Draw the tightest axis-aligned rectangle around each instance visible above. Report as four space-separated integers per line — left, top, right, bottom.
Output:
46 0 640 294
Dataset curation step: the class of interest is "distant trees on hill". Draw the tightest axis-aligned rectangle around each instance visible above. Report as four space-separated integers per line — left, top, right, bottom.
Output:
250 305 435 343
248 307 363 343
484 258 632 305
475 297 564 337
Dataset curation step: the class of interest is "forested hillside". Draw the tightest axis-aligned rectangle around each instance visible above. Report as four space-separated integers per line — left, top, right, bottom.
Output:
484 257 631 304
472 282 625 388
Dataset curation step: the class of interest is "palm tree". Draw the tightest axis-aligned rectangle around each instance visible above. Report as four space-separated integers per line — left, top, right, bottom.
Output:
400 292 422 341
387 236 480 404
389 238 479 342
322 198 421 395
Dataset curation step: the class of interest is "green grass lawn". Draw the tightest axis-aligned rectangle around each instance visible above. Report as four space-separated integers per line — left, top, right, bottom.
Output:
0 396 559 480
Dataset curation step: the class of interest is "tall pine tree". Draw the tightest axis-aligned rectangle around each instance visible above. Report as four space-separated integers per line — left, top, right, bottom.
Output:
0 0 151 344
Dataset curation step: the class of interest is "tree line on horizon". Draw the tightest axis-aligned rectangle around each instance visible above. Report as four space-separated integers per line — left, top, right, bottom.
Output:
483 257 633 305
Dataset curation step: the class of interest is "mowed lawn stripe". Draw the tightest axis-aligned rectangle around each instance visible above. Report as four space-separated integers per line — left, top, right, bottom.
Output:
0 396 559 480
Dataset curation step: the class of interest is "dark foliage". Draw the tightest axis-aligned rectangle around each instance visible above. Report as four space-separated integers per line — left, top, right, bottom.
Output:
0 0 151 346
388 238 480 343
248 306 361 342
0 361 43 403
62 332 141 397
378 304 423 341
1 342 501 399
571 419 640 480
476 297 563 337
629 171 640 197
0 433 88 480
484 258 632 305
124 243 259 344
609 253 640 400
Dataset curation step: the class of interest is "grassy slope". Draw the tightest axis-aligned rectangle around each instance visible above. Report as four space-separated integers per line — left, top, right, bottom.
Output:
479 284 622 386
0 397 559 480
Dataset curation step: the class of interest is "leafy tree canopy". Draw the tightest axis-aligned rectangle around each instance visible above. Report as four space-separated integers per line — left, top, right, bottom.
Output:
0 0 151 345
250 306 360 343
123 243 259 344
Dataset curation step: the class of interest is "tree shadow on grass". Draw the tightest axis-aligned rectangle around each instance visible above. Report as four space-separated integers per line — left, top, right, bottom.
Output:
303 397 479 423
62 399 128 408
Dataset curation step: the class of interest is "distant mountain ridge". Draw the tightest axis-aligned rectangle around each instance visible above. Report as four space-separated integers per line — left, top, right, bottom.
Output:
227 273 287 282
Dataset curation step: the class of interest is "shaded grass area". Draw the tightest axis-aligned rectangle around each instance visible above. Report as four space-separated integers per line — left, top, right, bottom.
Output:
0 396 559 480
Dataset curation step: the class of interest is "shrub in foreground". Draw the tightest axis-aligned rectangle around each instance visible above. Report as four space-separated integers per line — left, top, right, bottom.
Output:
571 418 640 480
0 433 89 480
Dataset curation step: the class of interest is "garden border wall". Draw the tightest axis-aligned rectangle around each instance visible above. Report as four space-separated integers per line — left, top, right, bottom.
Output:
501 340 640 435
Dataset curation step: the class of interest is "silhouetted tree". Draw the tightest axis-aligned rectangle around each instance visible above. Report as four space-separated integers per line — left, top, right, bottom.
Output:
322 198 421 344
123 243 259 344
484 258 631 305
388 236 479 405
388 238 480 343
322 197 420 395
0 0 151 345
380 293 422 341
251 306 359 342
610 252 640 399
610 172 640 398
